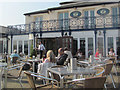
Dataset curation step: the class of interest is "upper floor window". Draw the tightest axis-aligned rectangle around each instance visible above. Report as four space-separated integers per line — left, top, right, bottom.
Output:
35 16 43 31
58 12 69 30
112 7 119 27
84 10 95 29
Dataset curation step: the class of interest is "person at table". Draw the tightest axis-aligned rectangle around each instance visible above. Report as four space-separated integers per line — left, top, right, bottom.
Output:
64 47 73 65
95 48 100 57
57 48 68 65
10 50 20 65
37 50 56 77
108 48 115 57
38 41 45 59
95 48 102 60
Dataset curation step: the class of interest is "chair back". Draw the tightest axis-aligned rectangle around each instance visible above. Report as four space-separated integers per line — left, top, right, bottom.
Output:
84 76 106 88
103 60 113 76
24 71 59 88
24 71 36 88
94 67 105 77
12 57 18 64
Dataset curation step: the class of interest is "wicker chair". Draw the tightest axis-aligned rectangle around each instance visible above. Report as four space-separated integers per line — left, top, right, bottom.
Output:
24 71 59 89
67 76 106 88
102 60 116 88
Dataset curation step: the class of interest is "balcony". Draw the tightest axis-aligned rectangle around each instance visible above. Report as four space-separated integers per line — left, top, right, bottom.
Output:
7 14 120 35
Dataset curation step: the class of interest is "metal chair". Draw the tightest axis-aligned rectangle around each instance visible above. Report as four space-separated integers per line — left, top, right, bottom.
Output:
5 64 24 88
24 71 59 89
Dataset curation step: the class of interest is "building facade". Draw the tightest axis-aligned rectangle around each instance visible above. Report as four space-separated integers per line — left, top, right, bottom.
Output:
7 0 120 58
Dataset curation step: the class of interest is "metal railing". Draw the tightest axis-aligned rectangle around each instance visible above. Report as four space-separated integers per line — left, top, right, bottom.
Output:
7 14 120 35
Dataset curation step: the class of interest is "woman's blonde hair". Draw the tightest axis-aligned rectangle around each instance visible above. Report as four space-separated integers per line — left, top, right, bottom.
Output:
46 50 56 63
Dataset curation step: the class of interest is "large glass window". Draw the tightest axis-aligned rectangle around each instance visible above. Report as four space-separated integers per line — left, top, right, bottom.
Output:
0 41 3 53
3 40 6 53
19 41 22 54
107 37 113 52
112 7 119 27
88 38 93 57
13 41 17 51
116 37 120 58
58 12 69 30
24 41 28 55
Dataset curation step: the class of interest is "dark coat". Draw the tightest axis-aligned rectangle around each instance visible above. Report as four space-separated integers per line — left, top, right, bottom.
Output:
57 53 68 65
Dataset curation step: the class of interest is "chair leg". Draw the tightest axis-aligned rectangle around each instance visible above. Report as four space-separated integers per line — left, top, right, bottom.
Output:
104 83 107 90
113 65 117 76
110 74 116 88
18 78 23 88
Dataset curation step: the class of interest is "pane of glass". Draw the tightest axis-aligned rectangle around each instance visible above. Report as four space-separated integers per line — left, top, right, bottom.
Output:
107 37 113 52
24 41 28 55
19 41 22 54
13 41 17 51
116 37 120 58
0 41 3 53
88 38 93 57
97 37 103 55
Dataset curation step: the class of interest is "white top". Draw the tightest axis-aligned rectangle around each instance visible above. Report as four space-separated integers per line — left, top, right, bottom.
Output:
64 51 73 59
37 59 56 77
108 51 115 56
38 44 45 51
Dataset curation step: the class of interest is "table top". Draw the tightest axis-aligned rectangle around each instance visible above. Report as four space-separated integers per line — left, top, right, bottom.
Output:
0 63 7 67
47 66 96 76
27 59 42 63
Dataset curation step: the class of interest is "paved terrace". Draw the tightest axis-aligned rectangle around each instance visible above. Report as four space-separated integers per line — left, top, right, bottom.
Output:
2 64 120 89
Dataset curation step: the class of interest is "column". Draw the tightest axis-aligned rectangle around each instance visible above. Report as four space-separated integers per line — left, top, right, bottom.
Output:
103 29 106 56
6 35 8 53
22 40 24 54
17 41 19 53
77 38 80 49
28 40 30 57
85 37 88 58
94 30 97 53
11 35 13 53
114 37 116 55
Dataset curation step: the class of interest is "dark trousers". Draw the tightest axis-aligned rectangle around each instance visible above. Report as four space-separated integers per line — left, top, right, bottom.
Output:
40 50 43 59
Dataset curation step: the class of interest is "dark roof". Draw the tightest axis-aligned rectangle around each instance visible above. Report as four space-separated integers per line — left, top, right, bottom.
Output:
24 1 119 16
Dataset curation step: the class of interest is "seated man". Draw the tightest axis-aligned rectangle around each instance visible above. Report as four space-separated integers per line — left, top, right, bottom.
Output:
57 48 68 65
10 50 20 65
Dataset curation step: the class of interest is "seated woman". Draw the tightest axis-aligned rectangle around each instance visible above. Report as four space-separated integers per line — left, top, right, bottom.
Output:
95 48 101 60
37 50 56 77
108 48 115 57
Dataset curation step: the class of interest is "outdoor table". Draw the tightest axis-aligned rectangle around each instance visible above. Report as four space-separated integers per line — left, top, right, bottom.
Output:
0 62 7 89
47 66 96 88
27 59 42 72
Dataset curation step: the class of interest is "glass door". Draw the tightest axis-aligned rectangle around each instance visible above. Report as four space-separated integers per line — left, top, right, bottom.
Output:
97 37 103 55
80 38 85 56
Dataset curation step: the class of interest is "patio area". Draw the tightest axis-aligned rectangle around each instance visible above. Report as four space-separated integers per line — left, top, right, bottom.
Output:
2 62 120 89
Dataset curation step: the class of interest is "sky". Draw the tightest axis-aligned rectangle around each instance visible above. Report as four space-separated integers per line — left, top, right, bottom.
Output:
0 0 70 27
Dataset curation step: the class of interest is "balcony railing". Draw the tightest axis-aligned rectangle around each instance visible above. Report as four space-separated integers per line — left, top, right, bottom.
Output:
7 14 120 35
